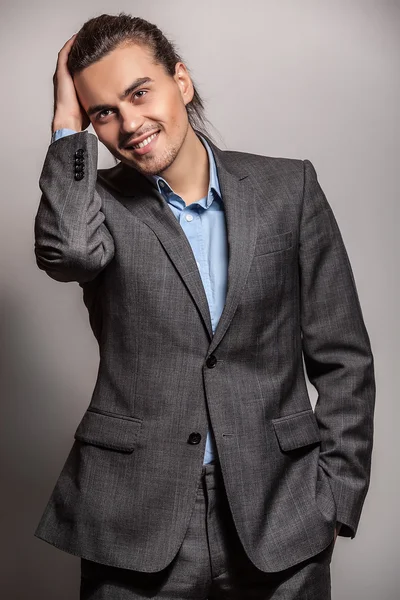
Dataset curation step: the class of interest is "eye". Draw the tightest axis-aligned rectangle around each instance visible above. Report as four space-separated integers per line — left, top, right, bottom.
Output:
133 90 147 100
96 109 113 121
95 90 148 121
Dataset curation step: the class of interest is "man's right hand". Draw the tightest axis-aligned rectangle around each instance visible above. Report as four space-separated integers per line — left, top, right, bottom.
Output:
52 33 90 133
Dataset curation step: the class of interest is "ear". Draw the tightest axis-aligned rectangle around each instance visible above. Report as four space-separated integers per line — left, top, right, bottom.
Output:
174 62 194 105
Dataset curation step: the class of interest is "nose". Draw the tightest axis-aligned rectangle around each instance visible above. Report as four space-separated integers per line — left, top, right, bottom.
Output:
119 105 143 141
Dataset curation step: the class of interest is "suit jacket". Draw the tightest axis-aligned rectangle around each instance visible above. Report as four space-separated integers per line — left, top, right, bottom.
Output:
33 129 375 573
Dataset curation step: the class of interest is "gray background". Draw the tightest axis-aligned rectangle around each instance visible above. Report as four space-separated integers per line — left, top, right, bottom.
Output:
0 0 398 598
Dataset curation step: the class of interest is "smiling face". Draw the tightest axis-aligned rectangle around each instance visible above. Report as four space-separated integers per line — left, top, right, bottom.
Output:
73 42 194 176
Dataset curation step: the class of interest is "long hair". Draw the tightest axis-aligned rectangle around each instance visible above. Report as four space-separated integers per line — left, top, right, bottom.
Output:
67 12 215 140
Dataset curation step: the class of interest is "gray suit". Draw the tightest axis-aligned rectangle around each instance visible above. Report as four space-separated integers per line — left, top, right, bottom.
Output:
33 130 375 574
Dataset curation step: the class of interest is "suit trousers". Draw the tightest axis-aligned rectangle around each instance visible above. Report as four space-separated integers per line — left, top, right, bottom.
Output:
80 462 335 599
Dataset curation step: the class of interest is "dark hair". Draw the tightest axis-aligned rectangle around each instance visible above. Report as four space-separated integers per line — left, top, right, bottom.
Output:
67 12 214 140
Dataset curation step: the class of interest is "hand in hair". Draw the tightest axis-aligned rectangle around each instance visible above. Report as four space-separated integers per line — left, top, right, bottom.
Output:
52 34 90 133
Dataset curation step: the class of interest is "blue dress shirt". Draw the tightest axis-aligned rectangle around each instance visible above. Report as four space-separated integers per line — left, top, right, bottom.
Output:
51 129 228 464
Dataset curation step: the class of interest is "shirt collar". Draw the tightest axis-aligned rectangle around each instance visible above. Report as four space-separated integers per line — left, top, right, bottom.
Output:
144 133 222 208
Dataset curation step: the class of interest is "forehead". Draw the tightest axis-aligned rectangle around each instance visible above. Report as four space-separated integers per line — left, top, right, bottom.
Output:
74 43 166 105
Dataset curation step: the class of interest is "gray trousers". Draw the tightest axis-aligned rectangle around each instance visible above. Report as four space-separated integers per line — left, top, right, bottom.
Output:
80 462 335 599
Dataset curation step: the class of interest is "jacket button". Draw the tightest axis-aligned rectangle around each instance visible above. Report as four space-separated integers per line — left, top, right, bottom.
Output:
75 173 84 181
188 432 201 445
206 354 217 368
75 148 84 157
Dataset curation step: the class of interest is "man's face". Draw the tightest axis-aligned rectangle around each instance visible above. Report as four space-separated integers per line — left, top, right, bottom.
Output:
73 43 194 176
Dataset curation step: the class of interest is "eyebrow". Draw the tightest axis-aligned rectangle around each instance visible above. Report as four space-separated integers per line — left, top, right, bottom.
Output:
87 77 154 116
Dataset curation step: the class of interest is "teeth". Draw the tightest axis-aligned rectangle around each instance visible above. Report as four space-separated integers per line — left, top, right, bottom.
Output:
133 132 158 149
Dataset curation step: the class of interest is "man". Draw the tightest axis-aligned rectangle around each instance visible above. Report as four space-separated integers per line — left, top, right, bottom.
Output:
34 12 376 600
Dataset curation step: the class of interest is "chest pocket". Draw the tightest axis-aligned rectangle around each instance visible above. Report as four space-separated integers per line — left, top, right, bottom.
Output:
253 230 293 257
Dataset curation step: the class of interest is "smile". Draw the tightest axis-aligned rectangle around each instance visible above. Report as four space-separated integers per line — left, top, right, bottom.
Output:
128 131 160 149
126 131 160 156
135 132 158 148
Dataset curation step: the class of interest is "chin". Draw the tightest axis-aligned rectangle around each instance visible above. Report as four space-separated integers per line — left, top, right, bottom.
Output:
135 152 178 177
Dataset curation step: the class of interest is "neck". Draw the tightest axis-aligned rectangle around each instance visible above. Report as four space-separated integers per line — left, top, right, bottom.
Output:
159 127 209 205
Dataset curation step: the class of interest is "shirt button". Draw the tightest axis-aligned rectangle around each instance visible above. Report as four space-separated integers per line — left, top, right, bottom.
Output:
185 214 194 222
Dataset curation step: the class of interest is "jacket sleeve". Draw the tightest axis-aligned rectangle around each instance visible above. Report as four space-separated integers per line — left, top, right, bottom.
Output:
34 130 115 283
299 159 376 539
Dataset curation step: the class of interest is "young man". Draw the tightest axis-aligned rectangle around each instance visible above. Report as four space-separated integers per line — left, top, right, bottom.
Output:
34 13 375 600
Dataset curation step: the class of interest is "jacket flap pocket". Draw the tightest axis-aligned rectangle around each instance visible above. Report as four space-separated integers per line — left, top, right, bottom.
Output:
74 409 142 452
272 409 321 451
254 230 293 256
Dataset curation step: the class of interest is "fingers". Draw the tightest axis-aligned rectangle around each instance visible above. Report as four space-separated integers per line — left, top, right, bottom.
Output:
54 33 77 78
51 33 85 131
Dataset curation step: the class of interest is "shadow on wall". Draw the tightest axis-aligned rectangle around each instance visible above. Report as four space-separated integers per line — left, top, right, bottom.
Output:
0 287 84 599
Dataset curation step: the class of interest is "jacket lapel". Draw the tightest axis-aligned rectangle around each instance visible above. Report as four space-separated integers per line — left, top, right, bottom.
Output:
205 138 258 354
99 132 258 351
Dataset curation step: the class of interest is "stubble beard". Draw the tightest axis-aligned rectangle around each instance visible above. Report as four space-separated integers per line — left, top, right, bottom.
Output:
130 144 178 177
124 130 186 178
